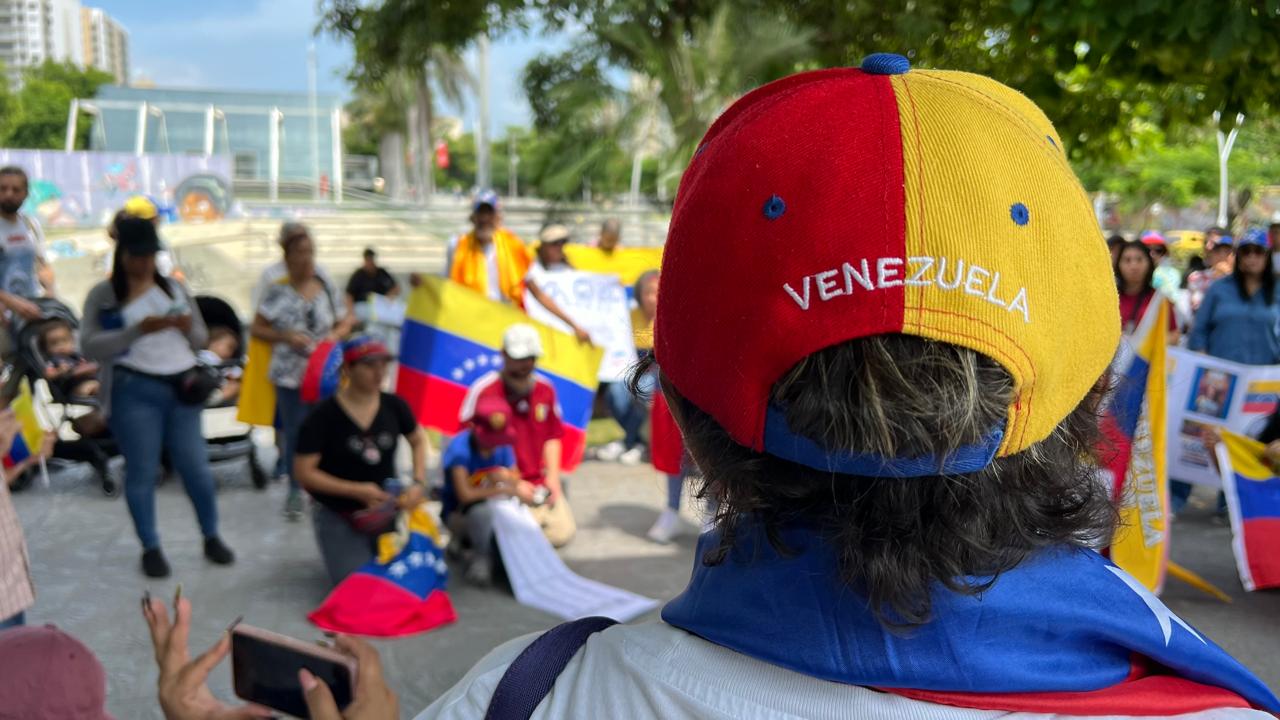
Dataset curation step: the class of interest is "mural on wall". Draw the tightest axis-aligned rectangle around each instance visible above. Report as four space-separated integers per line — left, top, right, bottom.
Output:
0 150 234 228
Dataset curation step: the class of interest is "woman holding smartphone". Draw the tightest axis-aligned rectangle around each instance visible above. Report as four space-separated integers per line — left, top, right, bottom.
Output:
82 217 234 578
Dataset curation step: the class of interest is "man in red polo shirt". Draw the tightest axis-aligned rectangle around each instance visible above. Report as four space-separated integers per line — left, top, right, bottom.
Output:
458 323 575 546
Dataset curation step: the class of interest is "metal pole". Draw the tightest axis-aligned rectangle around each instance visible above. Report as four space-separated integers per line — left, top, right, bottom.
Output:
268 107 281 202
65 98 79 152
476 34 491 190
1215 110 1245 229
135 101 148 155
331 107 343 204
204 104 215 156
308 43 321 201
508 133 518 198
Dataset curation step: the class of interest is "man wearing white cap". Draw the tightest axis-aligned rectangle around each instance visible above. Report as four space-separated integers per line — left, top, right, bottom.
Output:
458 323 576 546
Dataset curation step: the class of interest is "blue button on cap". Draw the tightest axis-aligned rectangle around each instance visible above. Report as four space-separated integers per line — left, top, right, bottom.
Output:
861 53 911 75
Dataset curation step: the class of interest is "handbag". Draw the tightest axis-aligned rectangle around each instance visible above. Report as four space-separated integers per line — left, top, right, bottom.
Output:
174 363 223 405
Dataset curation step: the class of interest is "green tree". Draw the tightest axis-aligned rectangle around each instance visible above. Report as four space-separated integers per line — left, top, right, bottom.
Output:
2 61 114 149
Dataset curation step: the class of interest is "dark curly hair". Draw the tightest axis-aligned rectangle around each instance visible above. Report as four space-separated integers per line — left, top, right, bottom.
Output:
631 335 1117 626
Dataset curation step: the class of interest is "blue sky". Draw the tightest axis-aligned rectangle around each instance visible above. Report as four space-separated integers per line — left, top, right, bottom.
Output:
97 0 567 129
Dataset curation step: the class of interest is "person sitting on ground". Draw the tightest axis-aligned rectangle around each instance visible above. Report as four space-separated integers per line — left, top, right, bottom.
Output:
38 320 100 398
0 624 114 719
459 323 575 548
196 326 242 405
441 396 531 587
294 336 429 585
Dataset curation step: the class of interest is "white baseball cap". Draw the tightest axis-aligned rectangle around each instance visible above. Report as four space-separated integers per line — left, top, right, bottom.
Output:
503 323 543 360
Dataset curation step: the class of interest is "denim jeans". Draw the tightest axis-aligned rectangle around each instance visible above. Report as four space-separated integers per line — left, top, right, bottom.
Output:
0 611 24 629
604 379 650 450
275 387 314 492
109 368 219 551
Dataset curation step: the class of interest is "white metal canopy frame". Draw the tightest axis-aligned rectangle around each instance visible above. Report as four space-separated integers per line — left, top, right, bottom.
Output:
64 98 345 203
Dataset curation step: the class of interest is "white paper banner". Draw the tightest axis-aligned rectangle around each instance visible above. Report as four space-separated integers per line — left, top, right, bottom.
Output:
525 271 636 383
1167 347 1280 487
489 498 658 623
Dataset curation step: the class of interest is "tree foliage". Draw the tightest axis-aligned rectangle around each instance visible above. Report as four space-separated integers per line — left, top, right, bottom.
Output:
1 61 115 150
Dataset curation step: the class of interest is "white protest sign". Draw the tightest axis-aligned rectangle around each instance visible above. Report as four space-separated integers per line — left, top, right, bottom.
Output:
1166 347 1280 487
489 498 659 622
525 270 636 382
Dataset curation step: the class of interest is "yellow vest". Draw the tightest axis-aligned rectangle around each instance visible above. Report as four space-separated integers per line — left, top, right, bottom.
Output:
448 228 532 306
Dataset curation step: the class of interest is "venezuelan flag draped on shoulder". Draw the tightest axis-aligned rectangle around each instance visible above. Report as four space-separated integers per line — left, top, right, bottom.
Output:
1101 296 1171 593
396 276 604 469
1215 429 1280 592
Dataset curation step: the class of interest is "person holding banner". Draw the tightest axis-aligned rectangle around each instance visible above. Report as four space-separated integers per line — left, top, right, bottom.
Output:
1178 228 1280 514
433 191 532 307
524 224 592 343
251 226 353 521
1115 240 1178 338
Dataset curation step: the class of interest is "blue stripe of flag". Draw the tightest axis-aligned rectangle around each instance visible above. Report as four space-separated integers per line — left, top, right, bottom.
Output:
399 320 595 429
1109 355 1150 441
7 433 30 465
1234 472 1280 521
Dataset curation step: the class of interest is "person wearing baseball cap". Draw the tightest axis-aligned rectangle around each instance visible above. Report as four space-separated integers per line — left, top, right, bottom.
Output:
413 55 1278 719
433 190 534 306
441 395 530 586
457 323 576 548
0 624 113 719
1187 227 1235 313
524 224 593 343
1141 230 1181 298
294 336 431 585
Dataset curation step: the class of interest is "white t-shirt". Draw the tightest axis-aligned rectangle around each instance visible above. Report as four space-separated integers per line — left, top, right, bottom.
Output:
524 261 570 290
417 621 1266 720
0 212 45 299
445 235 501 302
117 285 197 376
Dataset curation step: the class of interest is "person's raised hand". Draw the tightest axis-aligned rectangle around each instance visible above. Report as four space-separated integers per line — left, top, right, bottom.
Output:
300 635 398 720
142 597 273 720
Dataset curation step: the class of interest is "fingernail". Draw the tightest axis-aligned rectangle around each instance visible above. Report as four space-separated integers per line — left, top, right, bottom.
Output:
299 668 317 691
224 615 244 636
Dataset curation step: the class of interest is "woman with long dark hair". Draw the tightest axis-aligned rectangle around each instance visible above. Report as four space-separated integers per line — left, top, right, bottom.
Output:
1113 240 1177 339
81 217 234 578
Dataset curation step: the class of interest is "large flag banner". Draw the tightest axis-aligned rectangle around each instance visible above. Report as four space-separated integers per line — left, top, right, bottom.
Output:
1214 430 1280 591
524 270 637 382
236 337 276 427
1166 349 1280 487
3 380 44 469
397 277 604 470
309 505 456 637
490 498 658 622
563 245 662 290
1101 298 1170 593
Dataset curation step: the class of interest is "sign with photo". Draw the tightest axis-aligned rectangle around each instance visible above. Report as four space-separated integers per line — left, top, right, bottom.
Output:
1166 347 1280 486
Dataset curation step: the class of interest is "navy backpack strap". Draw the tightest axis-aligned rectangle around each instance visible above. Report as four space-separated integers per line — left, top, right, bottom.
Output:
484 616 618 720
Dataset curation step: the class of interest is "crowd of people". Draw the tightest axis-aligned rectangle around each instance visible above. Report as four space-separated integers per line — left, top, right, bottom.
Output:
3 52 1280 719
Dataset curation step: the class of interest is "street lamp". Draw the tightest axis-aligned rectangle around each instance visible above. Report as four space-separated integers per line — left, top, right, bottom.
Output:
1215 110 1245 228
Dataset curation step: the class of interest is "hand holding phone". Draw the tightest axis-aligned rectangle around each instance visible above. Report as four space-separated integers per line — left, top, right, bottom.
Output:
231 624 357 719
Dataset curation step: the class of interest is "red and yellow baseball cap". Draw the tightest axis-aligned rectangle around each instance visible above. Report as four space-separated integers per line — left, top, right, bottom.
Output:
655 53 1119 475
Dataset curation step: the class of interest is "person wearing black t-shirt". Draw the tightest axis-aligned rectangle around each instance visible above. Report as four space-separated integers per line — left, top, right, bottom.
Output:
345 248 398 308
294 336 428 584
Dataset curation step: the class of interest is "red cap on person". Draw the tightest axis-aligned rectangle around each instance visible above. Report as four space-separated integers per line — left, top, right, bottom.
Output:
0 624 114 719
1140 231 1167 247
470 396 518 448
342 336 393 366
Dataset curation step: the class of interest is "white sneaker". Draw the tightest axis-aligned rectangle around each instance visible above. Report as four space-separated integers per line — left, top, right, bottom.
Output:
595 441 625 462
647 508 682 544
618 446 644 466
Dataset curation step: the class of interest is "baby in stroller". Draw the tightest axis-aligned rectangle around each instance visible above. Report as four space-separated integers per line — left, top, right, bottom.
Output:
37 320 101 399
198 325 242 405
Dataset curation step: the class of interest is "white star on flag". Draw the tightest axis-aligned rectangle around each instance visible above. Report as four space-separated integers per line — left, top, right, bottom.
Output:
451 368 465 381
491 354 502 366
477 355 489 367
434 558 448 575
388 561 409 578
463 358 475 371
407 551 425 567
1106 565 1204 646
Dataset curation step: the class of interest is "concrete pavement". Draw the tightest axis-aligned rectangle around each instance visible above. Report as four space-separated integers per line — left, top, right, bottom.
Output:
11 453 1278 718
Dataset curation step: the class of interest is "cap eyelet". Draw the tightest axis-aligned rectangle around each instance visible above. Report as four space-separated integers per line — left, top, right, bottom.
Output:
1010 202 1030 226
763 195 787 220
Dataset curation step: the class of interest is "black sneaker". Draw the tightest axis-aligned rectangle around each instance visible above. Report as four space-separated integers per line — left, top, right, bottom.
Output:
204 537 236 565
142 548 171 578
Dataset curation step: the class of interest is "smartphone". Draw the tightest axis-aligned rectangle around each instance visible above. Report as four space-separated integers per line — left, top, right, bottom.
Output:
230 624 356 719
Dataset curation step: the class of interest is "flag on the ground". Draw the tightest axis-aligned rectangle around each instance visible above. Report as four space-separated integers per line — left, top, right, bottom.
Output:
397 277 603 470
309 505 456 637
236 337 276 426
1214 429 1280 592
3 380 44 469
1101 296 1170 593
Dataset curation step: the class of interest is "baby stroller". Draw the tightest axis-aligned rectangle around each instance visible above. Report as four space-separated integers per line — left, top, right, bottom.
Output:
7 297 120 496
193 295 270 489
